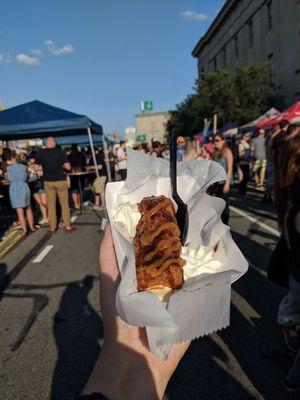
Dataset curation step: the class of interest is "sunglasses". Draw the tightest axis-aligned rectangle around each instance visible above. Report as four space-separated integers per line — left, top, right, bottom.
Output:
214 139 222 143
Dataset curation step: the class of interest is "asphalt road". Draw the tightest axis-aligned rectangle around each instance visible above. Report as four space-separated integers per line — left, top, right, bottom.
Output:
0 188 297 400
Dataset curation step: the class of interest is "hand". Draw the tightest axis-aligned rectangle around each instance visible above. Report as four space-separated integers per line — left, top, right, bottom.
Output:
83 225 190 400
223 180 230 194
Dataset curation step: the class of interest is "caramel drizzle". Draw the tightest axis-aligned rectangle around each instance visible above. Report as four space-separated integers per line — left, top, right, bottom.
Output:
148 258 186 278
143 198 172 225
138 197 184 277
144 237 178 262
146 241 181 266
140 222 179 247
147 198 171 216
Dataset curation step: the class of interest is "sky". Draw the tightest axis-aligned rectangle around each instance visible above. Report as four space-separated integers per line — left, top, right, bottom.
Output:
0 0 226 137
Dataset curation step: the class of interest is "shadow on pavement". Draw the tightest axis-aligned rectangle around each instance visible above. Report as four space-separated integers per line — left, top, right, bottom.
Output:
4 291 49 351
167 228 297 400
0 262 8 300
51 275 103 400
0 232 52 297
229 186 277 222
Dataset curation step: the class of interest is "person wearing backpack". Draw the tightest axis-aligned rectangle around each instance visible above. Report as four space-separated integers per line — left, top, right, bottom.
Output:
237 131 251 195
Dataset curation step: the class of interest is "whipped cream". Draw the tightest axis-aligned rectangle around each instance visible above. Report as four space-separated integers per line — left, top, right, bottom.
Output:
113 201 221 296
112 202 141 240
181 243 221 284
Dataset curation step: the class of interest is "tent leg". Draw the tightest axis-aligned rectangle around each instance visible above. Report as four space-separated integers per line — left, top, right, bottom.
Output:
87 127 99 179
103 135 112 182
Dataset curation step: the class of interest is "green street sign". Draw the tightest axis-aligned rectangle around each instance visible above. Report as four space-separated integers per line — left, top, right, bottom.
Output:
137 134 147 142
144 101 153 111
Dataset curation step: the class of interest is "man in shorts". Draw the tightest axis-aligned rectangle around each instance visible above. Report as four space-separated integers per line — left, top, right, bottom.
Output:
251 129 267 189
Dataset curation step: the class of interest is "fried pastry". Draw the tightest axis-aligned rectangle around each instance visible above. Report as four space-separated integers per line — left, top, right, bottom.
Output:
134 195 186 292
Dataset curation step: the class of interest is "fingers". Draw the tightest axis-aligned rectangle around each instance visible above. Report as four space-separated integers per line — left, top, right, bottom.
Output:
99 224 120 322
99 224 120 282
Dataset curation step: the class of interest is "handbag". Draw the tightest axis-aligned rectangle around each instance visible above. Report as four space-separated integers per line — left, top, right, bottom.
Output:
267 235 289 288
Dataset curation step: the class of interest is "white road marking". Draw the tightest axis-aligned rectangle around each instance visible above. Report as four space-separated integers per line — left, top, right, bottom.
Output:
211 334 264 399
33 245 54 263
231 289 261 326
229 205 280 238
71 216 78 223
251 264 268 278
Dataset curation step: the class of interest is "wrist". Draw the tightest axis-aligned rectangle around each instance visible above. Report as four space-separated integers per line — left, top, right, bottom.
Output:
83 343 168 400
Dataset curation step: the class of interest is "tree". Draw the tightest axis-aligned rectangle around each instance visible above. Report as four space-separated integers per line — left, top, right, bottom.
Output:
167 94 202 137
167 62 284 136
234 63 274 125
196 69 238 127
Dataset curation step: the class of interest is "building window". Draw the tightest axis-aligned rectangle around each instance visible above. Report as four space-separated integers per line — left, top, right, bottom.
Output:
268 53 274 70
248 20 254 47
267 0 273 30
234 35 239 57
268 53 274 84
213 57 217 70
200 67 205 79
295 69 300 95
223 47 227 68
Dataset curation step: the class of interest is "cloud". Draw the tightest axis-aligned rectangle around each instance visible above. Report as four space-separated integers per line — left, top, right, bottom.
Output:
16 53 40 66
44 40 74 55
181 10 208 21
30 48 43 56
0 53 12 63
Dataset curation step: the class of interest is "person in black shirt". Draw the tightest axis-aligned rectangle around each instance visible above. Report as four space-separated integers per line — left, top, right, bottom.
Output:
272 120 290 165
68 144 86 210
36 137 74 233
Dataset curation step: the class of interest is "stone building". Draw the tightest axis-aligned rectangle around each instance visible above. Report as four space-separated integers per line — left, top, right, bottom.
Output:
192 0 300 105
135 111 170 144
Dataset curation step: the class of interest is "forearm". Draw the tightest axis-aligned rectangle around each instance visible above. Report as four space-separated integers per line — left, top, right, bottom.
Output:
83 344 167 400
226 151 233 182
227 166 233 182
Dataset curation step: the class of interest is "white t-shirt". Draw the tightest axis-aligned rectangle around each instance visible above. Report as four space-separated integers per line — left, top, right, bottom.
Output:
117 147 127 170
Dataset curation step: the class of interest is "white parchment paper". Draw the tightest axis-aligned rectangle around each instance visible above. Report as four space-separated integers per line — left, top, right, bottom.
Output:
106 149 248 360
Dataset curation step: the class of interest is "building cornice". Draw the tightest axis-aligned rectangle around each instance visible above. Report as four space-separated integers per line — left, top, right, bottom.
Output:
135 111 170 118
192 0 238 57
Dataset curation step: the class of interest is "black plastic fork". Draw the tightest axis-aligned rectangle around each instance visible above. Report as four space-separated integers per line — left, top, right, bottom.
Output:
170 132 189 245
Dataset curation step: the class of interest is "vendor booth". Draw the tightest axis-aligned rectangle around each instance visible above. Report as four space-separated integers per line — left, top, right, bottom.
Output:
240 107 280 130
0 100 104 179
256 101 300 129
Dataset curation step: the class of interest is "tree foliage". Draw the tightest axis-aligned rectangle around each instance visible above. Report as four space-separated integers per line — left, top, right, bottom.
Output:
167 63 284 136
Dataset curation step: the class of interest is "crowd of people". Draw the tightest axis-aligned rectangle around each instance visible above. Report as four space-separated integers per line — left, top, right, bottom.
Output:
0 137 119 236
0 122 300 395
0 124 299 235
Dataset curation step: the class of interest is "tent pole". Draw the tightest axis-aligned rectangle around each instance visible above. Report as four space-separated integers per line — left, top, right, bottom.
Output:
103 134 112 182
87 127 99 179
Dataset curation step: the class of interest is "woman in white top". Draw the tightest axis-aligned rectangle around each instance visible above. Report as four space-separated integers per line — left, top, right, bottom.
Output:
238 132 251 195
116 141 127 180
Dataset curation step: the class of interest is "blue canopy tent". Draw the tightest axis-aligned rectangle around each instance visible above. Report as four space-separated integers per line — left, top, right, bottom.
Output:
217 122 237 134
0 100 105 179
55 135 102 146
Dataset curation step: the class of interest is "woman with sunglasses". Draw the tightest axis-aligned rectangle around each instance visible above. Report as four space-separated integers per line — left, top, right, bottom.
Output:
210 133 233 224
